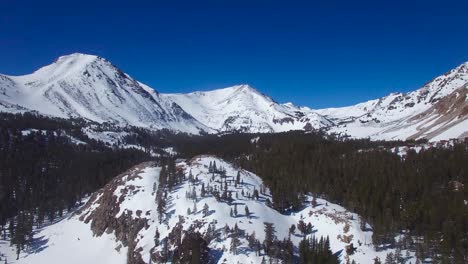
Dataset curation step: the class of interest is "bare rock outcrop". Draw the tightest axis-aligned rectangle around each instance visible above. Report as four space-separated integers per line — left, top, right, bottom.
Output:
75 161 156 264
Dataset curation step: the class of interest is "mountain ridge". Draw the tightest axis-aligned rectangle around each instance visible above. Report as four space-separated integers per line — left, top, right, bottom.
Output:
1 53 467 140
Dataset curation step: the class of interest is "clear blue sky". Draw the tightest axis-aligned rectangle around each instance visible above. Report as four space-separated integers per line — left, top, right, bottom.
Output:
1 0 467 108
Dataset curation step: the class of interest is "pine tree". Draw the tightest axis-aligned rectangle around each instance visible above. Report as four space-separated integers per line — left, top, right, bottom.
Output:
223 224 230 239
192 202 197 214
191 186 197 201
188 170 194 182
154 228 160 246
263 222 276 256
201 183 206 197
202 203 209 217
253 189 259 200
306 222 313 235
289 224 296 236
244 205 250 218
298 220 307 236
384 252 395 264
247 231 257 250
230 235 240 255
157 191 166 223
205 223 216 243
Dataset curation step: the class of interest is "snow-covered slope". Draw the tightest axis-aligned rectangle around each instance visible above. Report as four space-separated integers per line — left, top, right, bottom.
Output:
0 53 209 134
317 62 468 141
1 156 413 264
163 62 468 139
0 53 466 140
164 85 332 133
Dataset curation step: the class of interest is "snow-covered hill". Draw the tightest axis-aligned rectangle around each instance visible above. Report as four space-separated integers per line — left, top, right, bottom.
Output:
0 156 413 264
317 62 468 141
164 85 332 133
0 53 209 134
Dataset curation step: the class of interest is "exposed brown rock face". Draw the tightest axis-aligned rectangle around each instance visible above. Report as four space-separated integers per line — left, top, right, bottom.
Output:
272 117 294 125
408 85 468 140
75 161 156 264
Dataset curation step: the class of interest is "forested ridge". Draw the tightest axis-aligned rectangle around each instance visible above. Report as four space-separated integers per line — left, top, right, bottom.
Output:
0 113 150 255
172 132 468 263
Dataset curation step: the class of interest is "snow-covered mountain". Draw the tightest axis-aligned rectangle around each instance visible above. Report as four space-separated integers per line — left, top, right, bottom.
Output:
164 61 468 139
0 53 209 134
0 156 412 264
164 85 332 133
0 53 466 140
317 62 468 141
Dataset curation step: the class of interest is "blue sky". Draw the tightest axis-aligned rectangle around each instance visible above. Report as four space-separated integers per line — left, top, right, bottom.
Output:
1 0 467 108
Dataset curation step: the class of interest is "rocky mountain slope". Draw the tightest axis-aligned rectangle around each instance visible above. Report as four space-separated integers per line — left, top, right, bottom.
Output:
0 156 413 264
0 53 466 140
317 62 468 141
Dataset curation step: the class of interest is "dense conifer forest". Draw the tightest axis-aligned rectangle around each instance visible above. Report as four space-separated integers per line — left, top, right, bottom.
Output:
0 113 466 262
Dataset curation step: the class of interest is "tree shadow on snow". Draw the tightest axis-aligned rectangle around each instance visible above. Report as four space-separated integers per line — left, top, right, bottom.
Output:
204 209 216 217
25 235 49 255
334 249 343 259
165 209 177 219
209 248 224 263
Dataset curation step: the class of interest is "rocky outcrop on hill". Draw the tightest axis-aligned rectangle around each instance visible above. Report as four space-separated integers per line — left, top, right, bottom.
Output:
76 161 157 264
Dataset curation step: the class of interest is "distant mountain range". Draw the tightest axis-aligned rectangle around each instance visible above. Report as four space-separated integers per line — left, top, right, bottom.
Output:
1 53 467 141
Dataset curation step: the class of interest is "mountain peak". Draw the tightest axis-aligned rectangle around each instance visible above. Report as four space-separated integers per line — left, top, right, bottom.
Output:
236 84 263 94
51 53 105 69
235 84 255 91
27 53 108 79
230 84 268 98
55 52 100 62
